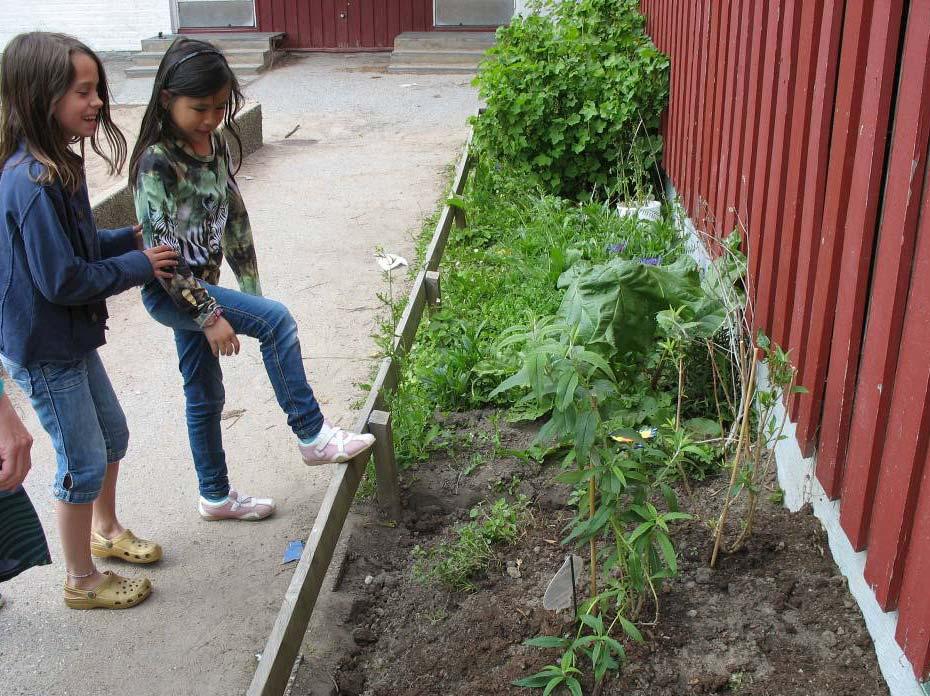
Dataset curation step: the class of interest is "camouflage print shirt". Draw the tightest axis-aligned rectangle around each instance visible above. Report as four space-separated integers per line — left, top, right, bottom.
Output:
133 133 262 326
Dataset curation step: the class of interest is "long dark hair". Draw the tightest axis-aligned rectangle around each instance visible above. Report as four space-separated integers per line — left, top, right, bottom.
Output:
129 38 244 185
0 32 126 192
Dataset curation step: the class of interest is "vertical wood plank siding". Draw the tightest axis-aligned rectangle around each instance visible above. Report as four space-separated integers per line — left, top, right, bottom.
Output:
640 0 930 681
255 0 432 49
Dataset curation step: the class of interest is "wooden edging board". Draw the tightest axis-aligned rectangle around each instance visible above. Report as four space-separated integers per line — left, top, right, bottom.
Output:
246 132 475 696
424 133 473 273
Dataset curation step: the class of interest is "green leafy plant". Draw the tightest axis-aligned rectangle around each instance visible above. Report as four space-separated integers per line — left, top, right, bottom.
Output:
515 608 636 693
516 596 645 693
478 218 752 692
380 168 688 469
473 0 669 199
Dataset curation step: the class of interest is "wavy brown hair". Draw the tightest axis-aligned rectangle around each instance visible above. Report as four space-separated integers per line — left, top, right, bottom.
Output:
0 32 126 192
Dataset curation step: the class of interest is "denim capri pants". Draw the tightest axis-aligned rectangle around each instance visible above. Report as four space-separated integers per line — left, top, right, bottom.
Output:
0 350 129 504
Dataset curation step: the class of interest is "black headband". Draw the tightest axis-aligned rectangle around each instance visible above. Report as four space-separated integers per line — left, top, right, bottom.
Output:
163 49 224 84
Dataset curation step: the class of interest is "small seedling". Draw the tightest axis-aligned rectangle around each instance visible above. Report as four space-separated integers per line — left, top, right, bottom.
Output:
412 497 530 592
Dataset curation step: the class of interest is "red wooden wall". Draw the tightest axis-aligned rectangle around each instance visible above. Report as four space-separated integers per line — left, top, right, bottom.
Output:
255 0 433 49
640 0 930 682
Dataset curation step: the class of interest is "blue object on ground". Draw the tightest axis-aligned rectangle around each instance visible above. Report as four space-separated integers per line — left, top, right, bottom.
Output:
282 539 305 564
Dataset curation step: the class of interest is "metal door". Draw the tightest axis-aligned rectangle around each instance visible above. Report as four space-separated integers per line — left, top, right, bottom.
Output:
175 0 256 29
434 0 514 26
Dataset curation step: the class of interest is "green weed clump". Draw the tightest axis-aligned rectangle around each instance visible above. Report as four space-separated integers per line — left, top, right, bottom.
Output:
387 164 686 467
412 497 530 592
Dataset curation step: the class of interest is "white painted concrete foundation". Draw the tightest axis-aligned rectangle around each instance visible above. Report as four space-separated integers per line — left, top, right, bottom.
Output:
759 363 927 696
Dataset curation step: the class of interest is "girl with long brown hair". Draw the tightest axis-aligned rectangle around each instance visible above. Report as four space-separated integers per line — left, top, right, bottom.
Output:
0 32 177 609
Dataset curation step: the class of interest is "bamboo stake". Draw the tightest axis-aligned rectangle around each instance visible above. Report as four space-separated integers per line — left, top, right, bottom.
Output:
710 347 759 568
589 478 597 601
730 370 796 552
706 340 725 433
675 356 685 428
675 356 692 497
728 402 770 554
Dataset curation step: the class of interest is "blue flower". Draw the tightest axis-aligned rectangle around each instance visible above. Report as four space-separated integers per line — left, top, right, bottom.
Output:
606 241 627 254
638 256 662 266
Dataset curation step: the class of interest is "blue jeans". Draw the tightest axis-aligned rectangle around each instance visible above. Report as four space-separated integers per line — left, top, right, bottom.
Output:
141 281 324 498
0 350 129 504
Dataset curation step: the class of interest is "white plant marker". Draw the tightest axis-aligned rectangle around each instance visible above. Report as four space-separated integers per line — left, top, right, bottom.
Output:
617 200 662 222
543 554 585 612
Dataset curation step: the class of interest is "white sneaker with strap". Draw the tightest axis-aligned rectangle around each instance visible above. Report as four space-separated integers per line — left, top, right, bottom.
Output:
299 420 375 465
198 489 275 521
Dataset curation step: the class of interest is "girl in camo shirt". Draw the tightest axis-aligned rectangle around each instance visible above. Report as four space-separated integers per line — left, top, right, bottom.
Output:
130 39 375 522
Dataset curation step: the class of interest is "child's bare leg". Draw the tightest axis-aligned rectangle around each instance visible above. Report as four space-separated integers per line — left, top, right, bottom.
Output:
91 461 125 539
57 500 103 590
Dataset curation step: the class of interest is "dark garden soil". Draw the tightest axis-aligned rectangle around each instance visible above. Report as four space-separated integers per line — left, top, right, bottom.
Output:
296 410 889 696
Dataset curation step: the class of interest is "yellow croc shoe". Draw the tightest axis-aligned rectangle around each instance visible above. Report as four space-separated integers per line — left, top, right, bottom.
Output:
90 529 163 564
64 571 152 610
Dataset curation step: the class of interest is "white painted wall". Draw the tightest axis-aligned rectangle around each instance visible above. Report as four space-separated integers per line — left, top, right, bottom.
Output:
0 0 172 52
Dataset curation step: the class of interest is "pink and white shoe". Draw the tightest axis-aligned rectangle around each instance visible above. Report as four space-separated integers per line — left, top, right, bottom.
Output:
299 421 376 465
198 489 275 521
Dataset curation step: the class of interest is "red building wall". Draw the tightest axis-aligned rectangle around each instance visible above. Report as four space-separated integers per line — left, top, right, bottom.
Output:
640 0 930 681
255 0 433 50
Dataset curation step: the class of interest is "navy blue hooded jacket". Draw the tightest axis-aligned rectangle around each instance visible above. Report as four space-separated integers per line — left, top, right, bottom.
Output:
0 144 153 365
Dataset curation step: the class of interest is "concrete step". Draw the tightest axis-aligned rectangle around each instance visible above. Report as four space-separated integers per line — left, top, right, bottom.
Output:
390 49 489 66
129 32 284 80
126 63 267 79
393 31 497 52
132 47 272 68
389 31 495 74
387 64 480 75
140 32 283 52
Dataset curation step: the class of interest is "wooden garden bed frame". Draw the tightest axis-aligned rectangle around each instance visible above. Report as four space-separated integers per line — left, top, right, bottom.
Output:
247 133 475 696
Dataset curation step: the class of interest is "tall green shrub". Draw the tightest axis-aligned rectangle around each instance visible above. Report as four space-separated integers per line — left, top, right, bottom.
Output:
473 0 669 200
